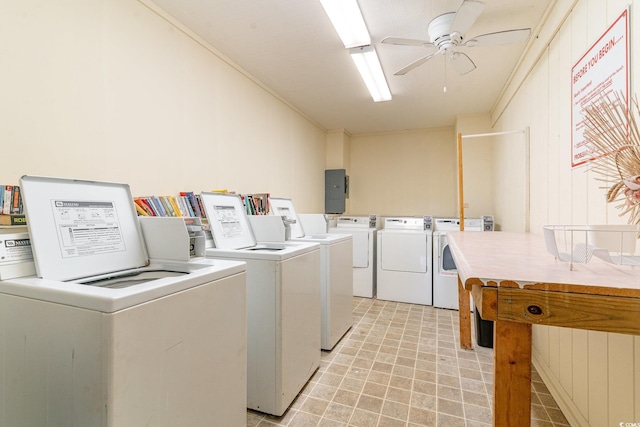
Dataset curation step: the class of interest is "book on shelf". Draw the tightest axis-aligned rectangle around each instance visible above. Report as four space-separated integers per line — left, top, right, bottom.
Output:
180 191 202 217
0 184 25 225
133 192 215 218
3 185 14 215
150 196 166 216
196 194 206 218
0 214 26 226
10 186 21 214
168 196 184 217
241 193 270 215
178 196 195 217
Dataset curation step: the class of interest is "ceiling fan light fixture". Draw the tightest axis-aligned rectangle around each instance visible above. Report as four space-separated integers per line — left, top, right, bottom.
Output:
320 0 371 48
349 45 392 102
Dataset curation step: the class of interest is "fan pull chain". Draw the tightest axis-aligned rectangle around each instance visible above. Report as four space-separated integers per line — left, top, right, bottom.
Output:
443 55 447 93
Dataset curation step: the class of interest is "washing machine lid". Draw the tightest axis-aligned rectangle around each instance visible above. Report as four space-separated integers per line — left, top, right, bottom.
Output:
205 240 319 261
20 175 150 281
199 192 259 250
269 197 305 238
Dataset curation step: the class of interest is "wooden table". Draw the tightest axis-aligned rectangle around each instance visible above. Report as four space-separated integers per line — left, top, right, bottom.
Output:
447 231 640 427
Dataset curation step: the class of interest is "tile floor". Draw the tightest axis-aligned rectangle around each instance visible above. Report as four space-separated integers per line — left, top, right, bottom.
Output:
246 297 570 427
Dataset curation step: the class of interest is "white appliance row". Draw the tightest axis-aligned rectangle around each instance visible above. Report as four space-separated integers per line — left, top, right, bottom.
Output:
340 215 493 308
0 178 354 426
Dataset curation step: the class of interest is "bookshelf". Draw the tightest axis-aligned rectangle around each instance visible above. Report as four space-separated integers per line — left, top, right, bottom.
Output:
0 184 25 226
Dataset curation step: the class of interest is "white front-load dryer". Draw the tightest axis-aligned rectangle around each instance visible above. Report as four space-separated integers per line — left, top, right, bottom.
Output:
201 192 321 416
329 215 379 298
269 198 353 351
376 216 433 305
0 176 248 427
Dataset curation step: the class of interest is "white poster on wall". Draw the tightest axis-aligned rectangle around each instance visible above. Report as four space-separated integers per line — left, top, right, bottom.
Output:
571 7 629 168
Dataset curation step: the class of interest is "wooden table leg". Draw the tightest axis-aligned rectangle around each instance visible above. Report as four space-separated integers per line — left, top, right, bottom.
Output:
458 276 472 349
493 319 532 427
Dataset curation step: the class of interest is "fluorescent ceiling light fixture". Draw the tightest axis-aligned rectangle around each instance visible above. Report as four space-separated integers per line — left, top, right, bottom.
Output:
350 45 392 102
320 0 370 48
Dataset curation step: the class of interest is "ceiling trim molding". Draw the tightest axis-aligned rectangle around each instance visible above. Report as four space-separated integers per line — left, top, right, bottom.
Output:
489 0 580 127
137 0 327 132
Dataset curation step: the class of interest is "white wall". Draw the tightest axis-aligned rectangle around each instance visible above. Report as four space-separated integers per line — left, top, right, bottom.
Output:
0 0 326 212
491 0 640 425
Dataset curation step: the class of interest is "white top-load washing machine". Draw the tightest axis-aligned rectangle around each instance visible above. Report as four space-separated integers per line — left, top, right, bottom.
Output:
200 192 321 416
377 216 433 305
0 176 248 427
329 215 380 299
268 197 353 351
433 216 494 310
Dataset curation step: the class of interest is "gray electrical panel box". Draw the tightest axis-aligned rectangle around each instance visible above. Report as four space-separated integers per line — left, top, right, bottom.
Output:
325 169 348 214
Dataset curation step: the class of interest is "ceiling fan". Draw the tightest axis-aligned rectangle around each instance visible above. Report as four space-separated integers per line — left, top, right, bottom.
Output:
381 0 531 76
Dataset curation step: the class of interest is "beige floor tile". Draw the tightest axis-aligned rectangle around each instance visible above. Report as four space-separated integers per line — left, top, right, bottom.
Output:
437 397 464 417
377 415 407 427
436 413 466 427
323 402 353 424
408 406 437 425
287 411 321 427
356 394 384 413
299 396 330 417
381 399 410 421
362 380 387 398
386 386 412 405
332 389 359 407
349 408 380 426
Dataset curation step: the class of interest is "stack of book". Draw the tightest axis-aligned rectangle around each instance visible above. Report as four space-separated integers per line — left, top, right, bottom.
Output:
241 193 270 215
0 184 26 226
134 192 206 218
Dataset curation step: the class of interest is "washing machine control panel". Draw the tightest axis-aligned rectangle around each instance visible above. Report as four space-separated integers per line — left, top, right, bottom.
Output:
336 215 379 229
383 216 432 230
482 215 494 231
423 215 433 230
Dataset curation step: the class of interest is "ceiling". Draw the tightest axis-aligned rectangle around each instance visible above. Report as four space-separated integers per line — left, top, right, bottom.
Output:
150 0 552 135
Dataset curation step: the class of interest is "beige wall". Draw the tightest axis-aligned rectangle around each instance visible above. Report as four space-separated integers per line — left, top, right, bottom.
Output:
345 119 496 220
491 0 640 425
0 0 326 213
348 128 461 217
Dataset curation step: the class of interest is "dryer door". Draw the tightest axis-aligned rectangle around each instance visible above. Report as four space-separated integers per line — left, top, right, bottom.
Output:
380 231 428 273
437 234 457 276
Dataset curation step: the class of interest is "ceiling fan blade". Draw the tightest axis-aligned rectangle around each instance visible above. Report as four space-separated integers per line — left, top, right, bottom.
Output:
449 51 476 75
394 52 440 75
449 0 485 35
381 37 434 48
463 28 531 47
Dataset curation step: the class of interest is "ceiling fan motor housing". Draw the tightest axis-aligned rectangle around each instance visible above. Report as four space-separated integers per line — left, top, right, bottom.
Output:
428 12 462 52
